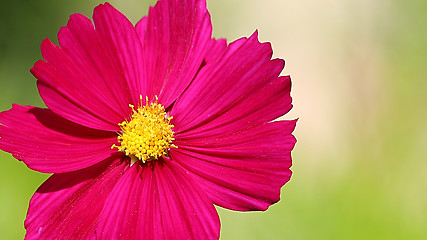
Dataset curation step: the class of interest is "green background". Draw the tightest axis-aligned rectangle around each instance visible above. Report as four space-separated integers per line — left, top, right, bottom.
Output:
1 0 426 239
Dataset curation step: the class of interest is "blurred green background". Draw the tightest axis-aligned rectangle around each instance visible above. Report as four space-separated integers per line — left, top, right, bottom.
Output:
1 0 426 239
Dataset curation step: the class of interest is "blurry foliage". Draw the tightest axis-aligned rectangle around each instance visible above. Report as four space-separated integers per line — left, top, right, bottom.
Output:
0 0 90 108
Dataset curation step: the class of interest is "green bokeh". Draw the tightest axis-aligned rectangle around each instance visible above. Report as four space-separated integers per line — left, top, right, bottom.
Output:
1 0 426 239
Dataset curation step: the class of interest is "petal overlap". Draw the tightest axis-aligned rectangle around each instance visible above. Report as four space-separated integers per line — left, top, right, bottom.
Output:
175 75 293 139
25 156 128 240
0 104 117 173
137 0 212 108
32 3 146 131
171 120 297 211
171 32 292 135
97 159 220 239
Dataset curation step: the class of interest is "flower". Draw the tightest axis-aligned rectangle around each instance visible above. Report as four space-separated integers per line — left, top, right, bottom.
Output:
0 0 297 239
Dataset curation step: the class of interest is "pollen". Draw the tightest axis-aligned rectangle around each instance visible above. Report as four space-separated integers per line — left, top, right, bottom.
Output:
112 96 176 163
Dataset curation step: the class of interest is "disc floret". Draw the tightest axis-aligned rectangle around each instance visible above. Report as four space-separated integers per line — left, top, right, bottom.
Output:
113 96 176 163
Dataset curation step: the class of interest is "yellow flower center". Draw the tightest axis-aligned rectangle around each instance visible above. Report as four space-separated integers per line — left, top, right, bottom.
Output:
112 96 176 163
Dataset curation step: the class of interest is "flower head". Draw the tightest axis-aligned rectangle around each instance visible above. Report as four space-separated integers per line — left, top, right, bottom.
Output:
0 0 297 239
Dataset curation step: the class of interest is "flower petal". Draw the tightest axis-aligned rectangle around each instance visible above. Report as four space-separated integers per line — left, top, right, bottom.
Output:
176 75 293 139
37 79 120 131
171 32 292 135
32 3 146 131
0 104 117 173
93 3 146 104
170 120 297 211
135 16 147 43
25 156 128 240
97 159 220 239
140 0 212 107
204 38 227 64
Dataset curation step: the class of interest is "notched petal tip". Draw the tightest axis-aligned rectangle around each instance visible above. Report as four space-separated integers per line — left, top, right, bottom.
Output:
67 13 94 30
95 2 113 10
40 38 61 62
94 2 128 22
30 60 46 77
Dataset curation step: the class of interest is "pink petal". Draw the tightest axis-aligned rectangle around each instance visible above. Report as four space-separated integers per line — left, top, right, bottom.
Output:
25 156 128 240
204 38 227 64
135 16 147 40
97 159 220 239
93 3 146 104
171 32 292 135
176 76 293 139
170 120 297 211
32 3 146 131
0 104 117 173
59 14 133 115
139 0 212 107
37 79 120 131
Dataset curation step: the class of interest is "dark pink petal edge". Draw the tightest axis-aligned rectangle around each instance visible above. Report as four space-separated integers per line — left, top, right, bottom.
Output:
136 0 213 108
171 31 291 136
33 3 147 131
171 120 297 211
0 104 117 173
97 159 220 240
25 156 128 240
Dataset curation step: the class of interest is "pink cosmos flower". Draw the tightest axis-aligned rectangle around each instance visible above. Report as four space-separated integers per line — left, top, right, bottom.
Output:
0 0 296 239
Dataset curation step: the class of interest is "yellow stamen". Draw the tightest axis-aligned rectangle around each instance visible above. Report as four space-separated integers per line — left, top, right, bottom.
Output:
112 95 176 163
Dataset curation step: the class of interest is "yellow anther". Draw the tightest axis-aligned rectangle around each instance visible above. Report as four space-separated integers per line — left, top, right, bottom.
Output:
113 95 176 163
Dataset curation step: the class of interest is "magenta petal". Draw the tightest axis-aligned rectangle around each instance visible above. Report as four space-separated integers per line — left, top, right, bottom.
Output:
25 157 127 240
32 3 147 131
93 3 146 104
176 75 293 139
171 32 291 135
171 120 297 211
204 38 227 64
59 13 133 115
141 0 212 107
97 160 220 239
37 79 120 131
0 104 117 173
135 16 147 44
